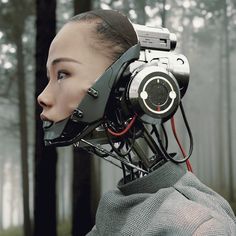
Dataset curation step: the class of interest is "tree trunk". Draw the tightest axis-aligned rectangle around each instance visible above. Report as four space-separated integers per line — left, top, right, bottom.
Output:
218 21 225 193
223 0 234 201
0 157 4 230
16 29 32 236
74 0 91 14
122 1 130 16
9 163 14 227
72 1 93 236
58 153 66 222
161 0 167 27
136 0 146 25
72 149 92 236
34 0 57 236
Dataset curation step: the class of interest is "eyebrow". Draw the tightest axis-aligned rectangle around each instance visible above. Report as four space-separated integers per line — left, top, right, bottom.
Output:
51 57 81 65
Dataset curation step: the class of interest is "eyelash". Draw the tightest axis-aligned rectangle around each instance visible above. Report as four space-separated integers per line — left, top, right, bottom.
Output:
57 70 70 80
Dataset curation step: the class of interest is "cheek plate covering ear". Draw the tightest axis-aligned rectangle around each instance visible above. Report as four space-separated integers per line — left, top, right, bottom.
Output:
43 44 140 146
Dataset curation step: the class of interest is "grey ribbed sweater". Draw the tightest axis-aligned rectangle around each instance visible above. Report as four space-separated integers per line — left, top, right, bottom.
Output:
87 161 236 235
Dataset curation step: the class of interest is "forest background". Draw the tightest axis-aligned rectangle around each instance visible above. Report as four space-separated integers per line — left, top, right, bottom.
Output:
0 0 236 235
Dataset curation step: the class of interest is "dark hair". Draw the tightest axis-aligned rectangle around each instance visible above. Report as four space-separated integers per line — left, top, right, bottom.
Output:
69 10 138 61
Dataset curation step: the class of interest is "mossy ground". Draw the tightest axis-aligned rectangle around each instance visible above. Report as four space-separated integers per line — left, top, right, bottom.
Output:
0 221 71 236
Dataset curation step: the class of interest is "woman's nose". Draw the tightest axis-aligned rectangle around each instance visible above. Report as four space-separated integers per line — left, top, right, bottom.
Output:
37 88 53 109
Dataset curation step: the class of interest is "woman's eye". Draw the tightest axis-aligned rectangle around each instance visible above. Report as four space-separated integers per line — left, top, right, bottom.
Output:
57 71 69 80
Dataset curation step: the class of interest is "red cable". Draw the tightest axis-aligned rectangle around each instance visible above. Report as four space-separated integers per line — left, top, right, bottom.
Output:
107 114 137 137
171 117 193 172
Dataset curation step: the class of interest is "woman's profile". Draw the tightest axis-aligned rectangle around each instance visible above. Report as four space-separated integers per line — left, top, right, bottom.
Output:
38 9 236 236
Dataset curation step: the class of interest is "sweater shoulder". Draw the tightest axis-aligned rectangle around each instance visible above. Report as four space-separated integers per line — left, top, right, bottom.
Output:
142 185 236 235
193 218 232 236
91 172 236 235
174 172 236 223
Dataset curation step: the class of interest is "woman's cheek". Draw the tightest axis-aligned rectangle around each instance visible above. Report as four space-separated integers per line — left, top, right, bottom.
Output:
59 78 89 112
65 88 86 111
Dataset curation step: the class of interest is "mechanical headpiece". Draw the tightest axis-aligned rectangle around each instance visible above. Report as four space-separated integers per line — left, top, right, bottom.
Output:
42 23 192 175
43 24 189 146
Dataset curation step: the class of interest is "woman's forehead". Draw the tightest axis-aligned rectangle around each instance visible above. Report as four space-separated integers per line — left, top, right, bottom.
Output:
47 22 95 66
51 22 94 51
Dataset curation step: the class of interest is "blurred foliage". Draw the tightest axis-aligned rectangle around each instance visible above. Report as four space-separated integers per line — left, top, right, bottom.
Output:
57 221 71 236
0 226 23 236
0 0 34 41
0 222 71 236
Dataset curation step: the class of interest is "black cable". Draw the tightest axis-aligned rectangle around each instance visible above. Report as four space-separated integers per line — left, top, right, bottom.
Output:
115 108 125 127
106 125 136 157
161 123 168 150
93 147 110 157
151 124 168 150
127 152 135 181
121 163 127 184
117 141 125 150
143 124 168 162
179 101 193 157
154 101 193 164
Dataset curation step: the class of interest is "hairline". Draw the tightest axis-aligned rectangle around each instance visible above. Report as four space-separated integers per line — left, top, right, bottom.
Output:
67 17 123 61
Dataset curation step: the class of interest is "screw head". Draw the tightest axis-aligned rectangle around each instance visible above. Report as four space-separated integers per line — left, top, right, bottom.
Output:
72 109 83 121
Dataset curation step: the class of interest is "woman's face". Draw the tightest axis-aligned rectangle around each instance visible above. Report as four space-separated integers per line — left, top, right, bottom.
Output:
38 22 113 122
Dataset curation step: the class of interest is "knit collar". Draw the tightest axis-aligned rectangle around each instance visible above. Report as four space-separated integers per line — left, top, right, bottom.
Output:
117 159 187 196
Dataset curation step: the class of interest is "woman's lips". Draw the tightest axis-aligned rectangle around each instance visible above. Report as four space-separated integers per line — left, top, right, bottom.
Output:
40 114 52 121
40 114 54 129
